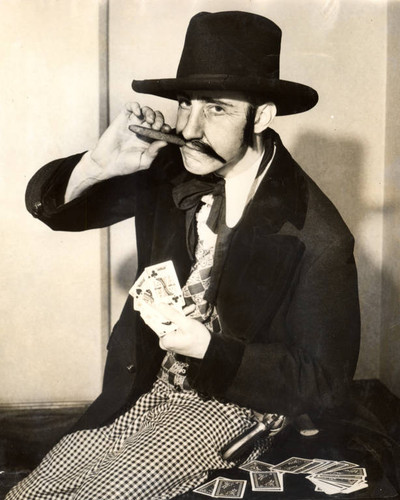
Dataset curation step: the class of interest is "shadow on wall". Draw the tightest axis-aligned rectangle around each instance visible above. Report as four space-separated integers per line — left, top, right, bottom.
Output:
114 249 138 297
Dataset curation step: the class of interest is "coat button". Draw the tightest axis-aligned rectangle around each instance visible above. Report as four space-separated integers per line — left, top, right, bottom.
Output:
126 364 136 373
32 201 43 217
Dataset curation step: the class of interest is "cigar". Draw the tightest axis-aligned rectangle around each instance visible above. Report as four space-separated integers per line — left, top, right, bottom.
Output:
129 125 186 146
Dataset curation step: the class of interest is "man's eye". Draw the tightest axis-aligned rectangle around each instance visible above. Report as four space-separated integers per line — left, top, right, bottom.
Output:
209 105 225 114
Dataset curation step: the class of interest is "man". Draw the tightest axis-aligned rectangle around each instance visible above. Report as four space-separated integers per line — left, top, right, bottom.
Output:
8 11 360 500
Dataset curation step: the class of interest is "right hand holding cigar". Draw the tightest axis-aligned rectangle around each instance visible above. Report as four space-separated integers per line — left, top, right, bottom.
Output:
91 102 172 178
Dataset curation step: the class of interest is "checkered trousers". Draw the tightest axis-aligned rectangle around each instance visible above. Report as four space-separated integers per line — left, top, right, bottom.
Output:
6 379 265 500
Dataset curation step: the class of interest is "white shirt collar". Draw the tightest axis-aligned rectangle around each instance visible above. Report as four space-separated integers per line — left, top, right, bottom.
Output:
225 146 275 228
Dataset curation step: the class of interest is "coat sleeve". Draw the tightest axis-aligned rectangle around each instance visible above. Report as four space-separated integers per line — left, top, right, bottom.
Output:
186 234 361 418
25 152 141 231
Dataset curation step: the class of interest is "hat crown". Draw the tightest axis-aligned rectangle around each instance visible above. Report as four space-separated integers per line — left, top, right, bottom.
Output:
177 11 282 80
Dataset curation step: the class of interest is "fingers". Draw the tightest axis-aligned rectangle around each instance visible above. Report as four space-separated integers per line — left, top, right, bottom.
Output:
153 111 164 131
146 140 168 160
161 123 172 133
126 102 169 131
183 304 196 316
126 101 144 120
141 106 155 125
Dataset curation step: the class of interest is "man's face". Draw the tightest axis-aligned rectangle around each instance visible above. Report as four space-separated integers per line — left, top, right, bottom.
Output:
175 91 253 176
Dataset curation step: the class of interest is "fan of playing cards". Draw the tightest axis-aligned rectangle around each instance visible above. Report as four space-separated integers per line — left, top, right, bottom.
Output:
129 261 185 337
270 456 368 495
193 457 368 497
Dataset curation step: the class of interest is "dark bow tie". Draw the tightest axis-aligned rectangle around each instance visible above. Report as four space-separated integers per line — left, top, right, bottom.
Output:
172 176 226 259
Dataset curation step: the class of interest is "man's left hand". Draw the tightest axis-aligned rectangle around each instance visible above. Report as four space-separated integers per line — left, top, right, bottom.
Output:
150 304 211 359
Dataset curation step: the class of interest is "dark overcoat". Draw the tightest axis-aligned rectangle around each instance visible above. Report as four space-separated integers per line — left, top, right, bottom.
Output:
26 129 360 432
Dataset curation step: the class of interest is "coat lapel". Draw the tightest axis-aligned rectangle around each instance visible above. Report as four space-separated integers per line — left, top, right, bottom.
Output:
217 130 308 341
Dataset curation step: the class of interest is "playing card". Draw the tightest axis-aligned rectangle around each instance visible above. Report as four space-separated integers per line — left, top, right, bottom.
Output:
293 459 333 475
307 475 368 495
343 480 368 493
129 261 185 337
308 477 346 495
314 476 364 488
308 460 355 475
335 461 359 469
130 261 184 310
130 270 154 311
193 478 218 497
316 467 366 479
145 261 185 308
250 471 284 491
303 460 341 475
303 457 368 495
213 477 247 498
271 456 315 473
239 459 274 472
321 461 359 474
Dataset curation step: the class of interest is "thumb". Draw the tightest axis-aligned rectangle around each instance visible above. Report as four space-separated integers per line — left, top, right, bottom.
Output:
138 140 168 171
146 140 168 159
154 303 186 329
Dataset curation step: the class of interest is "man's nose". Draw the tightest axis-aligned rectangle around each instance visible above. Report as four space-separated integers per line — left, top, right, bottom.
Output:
181 106 204 141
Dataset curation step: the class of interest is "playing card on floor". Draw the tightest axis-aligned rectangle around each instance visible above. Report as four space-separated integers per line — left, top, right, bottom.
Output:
271 456 316 474
193 478 218 497
212 477 247 498
239 459 274 472
305 459 368 495
250 471 284 491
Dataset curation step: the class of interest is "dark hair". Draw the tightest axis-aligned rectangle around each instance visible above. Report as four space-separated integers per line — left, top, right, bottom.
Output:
243 95 276 148
243 104 257 148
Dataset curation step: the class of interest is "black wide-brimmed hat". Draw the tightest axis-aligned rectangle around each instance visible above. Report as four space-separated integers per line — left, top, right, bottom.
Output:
132 11 318 115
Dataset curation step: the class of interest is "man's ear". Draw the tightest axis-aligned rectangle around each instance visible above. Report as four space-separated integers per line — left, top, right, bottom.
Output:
254 103 277 134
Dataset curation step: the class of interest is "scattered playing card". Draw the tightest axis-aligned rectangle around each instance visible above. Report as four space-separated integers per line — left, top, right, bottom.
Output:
271 456 315 474
316 467 366 479
292 459 332 475
213 477 247 498
239 459 274 472
250 471 284 491
193 478 218 497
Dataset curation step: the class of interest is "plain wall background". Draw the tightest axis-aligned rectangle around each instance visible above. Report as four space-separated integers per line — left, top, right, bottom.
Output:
381 0 400 396
0 0 107 406
1 0 399 406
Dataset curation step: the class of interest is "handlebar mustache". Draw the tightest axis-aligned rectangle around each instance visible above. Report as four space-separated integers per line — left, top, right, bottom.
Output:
186 140 226 164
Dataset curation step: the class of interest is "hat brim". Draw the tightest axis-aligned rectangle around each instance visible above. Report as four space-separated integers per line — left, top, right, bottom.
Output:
132 75 318 116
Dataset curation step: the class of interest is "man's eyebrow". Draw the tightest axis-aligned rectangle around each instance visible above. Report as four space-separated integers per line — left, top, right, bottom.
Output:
177 93 235 107
202 97 235 107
